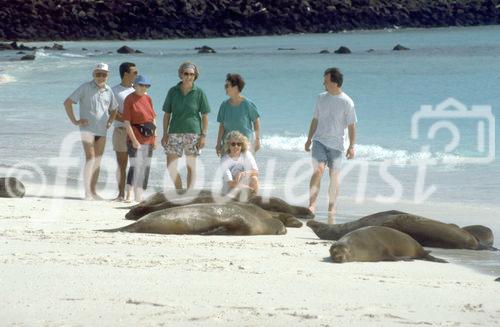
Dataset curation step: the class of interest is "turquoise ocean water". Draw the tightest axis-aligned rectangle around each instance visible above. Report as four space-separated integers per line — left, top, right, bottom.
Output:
1 26 498 204
0 26 499 273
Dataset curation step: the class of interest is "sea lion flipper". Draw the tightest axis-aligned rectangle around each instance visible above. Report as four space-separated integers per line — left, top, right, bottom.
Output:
421 254 448 263
477 245 499 251
201 226 232 235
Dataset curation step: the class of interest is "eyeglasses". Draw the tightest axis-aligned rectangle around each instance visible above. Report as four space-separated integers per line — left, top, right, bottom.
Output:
183 72 195 76
138 84 150 88
95 72 108 78
230 142 242 147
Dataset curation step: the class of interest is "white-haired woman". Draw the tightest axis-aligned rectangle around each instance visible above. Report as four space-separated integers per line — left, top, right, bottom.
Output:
161 62 211 190
220 131 259 195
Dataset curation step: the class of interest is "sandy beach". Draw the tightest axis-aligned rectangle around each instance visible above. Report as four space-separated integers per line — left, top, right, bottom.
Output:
1 185 499 326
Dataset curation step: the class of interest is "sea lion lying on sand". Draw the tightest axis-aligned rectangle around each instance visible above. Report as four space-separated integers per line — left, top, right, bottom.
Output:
308 210 496 250
125 190 314 221
329 226 447 263
0 177 25 198
101 203 300 235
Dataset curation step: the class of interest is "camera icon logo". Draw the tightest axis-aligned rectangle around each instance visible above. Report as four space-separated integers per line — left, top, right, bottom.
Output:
411 98 495 164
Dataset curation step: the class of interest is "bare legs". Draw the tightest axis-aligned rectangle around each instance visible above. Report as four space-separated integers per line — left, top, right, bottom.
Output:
308 162 340 224
327 169 340 224
167 154 197 190
115 151 128 200
308 162 326 214
81 133 106 200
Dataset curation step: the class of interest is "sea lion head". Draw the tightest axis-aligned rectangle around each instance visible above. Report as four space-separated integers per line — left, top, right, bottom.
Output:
329 243 351 263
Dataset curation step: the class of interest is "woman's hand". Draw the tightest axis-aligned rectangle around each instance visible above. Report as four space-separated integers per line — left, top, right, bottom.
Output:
215 144 222 157
161 134 169 147
253 138 261 152
197 134 206 150
132 140 141 149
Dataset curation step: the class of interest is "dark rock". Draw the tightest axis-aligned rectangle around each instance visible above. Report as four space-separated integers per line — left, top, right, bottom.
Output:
0 43 14 50
51 43 65 50
0 177 26 198
277 48 296 51
319 49 330 54
17 51 25 54
82 48 87 51
393 44 410 51
366 49 375 52
334 46 351 54
0 1 498 42
17 43 36 51
196 45 216 53
20 54 35 60
117 45 139 54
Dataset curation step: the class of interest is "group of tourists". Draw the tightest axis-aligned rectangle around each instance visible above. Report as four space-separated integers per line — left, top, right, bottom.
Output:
64 62 356 220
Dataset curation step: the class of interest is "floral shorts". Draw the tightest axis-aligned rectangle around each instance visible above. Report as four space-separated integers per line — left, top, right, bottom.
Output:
163 133 200 157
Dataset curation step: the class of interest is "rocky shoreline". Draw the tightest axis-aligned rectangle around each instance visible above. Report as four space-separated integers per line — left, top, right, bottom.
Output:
1 0 499 41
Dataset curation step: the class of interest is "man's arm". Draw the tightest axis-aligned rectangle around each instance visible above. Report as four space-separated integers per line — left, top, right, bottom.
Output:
64 98 88 127
346 123 356 159
304 118 318 152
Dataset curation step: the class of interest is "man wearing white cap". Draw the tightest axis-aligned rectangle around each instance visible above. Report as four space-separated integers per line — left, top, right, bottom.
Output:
64 63 118 200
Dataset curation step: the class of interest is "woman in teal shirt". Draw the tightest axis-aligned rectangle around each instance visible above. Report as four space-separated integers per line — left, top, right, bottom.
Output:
215 73 261 157
161 62 210 189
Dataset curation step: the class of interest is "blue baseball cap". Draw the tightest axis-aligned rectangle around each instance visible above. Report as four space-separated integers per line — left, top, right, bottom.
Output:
134 75 152 86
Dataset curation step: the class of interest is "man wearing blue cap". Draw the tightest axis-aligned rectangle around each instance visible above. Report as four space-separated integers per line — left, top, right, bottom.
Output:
64 63 118 200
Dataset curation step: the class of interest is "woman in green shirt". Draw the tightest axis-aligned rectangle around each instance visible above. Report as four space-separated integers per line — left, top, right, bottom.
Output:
161 62 210 189
215 73 261 157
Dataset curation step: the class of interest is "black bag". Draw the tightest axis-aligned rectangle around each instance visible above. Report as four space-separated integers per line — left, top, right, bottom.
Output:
133 122 156 137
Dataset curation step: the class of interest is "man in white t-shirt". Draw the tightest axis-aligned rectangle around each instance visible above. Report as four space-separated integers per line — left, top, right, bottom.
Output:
111 62 137 201
304 67 357 222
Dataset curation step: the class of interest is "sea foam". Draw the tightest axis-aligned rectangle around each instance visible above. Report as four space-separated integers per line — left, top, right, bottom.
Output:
261 134 463 166
0 74 16 84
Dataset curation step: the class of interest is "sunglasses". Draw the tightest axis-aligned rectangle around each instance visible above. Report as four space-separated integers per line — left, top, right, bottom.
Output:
183 72 195 76
95 72 108 78
138 84 150 88
230 142 242 147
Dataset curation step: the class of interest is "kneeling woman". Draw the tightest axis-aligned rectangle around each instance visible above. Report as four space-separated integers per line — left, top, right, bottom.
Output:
123 75 156 202
220 131 259 195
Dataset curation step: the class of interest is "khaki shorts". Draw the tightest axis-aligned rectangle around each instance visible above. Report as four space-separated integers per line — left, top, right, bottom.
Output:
112 127 128 152
163 133 200 157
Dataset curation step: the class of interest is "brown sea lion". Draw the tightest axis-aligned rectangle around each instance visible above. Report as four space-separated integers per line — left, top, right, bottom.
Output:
308 210 494 250
101 202 287 235
125 190 219 220
329 226 447 263
0 177 25 198
125 190 314 221
461 225 495 249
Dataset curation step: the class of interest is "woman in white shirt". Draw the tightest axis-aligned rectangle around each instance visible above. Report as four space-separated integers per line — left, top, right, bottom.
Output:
220 131 259 195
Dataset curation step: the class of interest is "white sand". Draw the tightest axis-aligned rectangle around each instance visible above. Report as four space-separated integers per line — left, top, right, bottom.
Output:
1 190 500 326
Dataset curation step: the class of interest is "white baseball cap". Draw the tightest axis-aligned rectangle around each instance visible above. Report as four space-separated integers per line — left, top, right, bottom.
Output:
93 62 109 72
